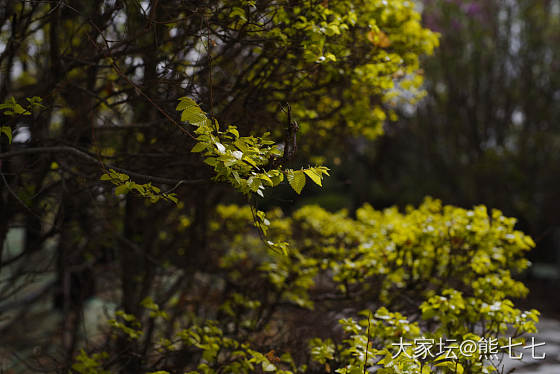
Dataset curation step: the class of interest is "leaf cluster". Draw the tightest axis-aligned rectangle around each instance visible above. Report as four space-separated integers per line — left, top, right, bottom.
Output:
177 97 329 197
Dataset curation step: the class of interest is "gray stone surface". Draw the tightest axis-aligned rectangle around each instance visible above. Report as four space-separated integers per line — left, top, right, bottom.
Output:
499 318 560 374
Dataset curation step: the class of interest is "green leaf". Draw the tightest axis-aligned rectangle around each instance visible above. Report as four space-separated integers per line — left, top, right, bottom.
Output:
215 142 226 153
228 127 239 138
204 158 218 166
114 184 130 195
325 52 337 61
243 156 258 168
304 169 322 186
262 362 276 372
315 166 330 176
140 296 158 310
287 170 306 194
132 184 145 194
1 126 12 143
177 97 211 127
248 177 262 192
421 307 436 320
259 174 274 187
234 139 249 153
232 171 242 184
112 170 129 181
191 142 207 153
434 359 463 374
14 103 30 115
270 172 284 186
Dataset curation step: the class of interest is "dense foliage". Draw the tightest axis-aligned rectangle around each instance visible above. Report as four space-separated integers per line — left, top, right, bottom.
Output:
70 199 539 374
0 1 540 374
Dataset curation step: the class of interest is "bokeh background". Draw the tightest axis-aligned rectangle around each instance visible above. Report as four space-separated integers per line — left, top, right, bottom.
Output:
277 0 560 317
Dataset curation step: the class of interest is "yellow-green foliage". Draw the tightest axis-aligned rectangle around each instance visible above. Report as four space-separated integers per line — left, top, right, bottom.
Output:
177 97 329 197
110 302 298 374
72 350 110 374
100 168 179 204
219 0 439 139
0 96 44 143
211 198 537 374
90 199 532 372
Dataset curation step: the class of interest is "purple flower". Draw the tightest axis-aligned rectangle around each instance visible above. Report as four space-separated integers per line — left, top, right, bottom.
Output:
465 3 482 16
424 14 442 32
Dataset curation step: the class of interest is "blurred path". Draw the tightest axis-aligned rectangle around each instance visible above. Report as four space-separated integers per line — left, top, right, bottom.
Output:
501 318 560 373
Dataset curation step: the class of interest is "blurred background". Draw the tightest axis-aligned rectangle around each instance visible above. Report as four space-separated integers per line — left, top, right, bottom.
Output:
260 3 560 366
280 0 560 317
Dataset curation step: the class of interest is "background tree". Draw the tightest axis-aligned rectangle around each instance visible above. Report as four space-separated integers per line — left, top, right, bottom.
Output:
337 0 560 269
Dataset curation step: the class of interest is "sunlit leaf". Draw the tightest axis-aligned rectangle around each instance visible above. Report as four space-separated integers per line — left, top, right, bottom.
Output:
287 170 306 194
1 126 12 143
304 169 323 186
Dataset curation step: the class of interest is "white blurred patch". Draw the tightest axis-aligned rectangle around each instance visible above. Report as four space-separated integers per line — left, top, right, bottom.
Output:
12 126 31 143
512 110 524 127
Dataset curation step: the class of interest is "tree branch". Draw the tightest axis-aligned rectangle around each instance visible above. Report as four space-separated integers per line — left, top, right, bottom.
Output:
0 146 207 185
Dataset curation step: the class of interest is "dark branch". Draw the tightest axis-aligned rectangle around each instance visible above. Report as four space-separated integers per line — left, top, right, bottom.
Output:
0 146 207 185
